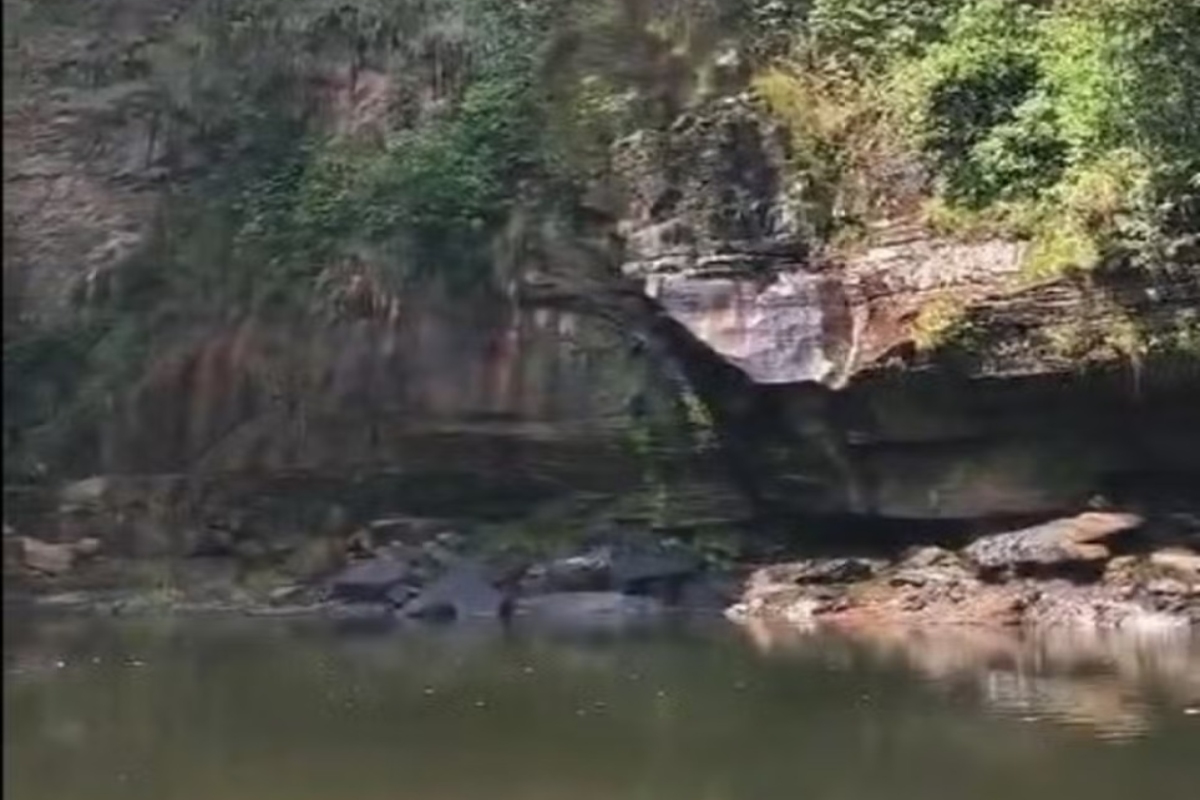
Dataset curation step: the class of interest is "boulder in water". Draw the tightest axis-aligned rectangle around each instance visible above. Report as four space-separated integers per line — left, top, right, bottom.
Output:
401 560 506 621
525 547 615 593
328 557 410 604
611 548 701 591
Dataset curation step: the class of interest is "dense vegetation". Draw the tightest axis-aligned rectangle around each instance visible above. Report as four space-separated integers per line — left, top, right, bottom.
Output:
753 0 1199 279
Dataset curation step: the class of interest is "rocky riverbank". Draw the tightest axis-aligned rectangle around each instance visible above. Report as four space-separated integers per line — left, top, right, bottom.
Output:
6 476 1199 633
729 512 1200 632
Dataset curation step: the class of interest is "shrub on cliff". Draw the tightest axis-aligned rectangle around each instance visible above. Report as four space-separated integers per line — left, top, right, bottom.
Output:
754 0 1200 277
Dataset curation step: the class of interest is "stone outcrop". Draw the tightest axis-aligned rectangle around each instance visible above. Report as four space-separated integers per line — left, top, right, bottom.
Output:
962 512 1142 573
614 96 1200 388
728 514 1200 631
607 96 1200 521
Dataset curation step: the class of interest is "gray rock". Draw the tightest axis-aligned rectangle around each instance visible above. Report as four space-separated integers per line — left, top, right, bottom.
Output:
675 576 737 612
58 476 111 510
612 548 701 590
963 512 1142 571
402 560 505 621
328 557 410 604
527 547 614 593
527 541 703 598
764 557 883 586
384 582 418 607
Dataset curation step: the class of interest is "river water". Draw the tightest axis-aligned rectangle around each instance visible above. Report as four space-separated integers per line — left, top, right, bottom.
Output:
5 614 1200 800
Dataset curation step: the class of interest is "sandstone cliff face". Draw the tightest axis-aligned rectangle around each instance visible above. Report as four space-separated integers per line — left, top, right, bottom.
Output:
610 97 1200 521
613 96 1200 387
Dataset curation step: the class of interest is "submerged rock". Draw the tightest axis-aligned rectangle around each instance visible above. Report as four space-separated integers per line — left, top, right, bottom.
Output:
675 574 739 612
515 591 665 625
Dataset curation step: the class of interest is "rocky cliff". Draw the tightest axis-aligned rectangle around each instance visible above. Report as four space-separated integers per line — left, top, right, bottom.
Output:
4 0 1199 546
608 94 1200 523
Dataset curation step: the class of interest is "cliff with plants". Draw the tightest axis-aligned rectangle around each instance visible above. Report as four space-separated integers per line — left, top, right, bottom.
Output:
4 0 1199 539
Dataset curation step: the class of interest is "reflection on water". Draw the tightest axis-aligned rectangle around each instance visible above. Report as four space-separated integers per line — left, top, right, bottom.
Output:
5 614 1200 800
741 621 1200 741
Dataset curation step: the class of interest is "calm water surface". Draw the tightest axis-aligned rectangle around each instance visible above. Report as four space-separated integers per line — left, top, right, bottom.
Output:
5 613 1200 800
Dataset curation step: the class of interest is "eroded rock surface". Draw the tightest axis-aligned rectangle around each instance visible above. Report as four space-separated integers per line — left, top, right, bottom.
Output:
962 512 1143 573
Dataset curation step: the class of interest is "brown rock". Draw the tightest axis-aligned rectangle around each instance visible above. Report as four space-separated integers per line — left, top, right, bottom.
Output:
826 581 1031 629
899 546 961 570
1065 512 1144 544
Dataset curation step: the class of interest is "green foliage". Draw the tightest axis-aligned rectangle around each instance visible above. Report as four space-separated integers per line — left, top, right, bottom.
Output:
755 0 1200 279
891 1 1061 208
911 295 971 352
806 0 960 75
